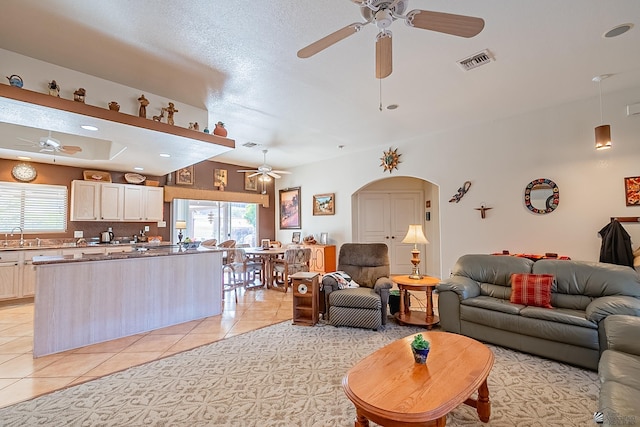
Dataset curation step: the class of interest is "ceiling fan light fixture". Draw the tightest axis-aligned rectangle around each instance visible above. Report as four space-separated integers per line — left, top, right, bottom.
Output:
44 138 60 148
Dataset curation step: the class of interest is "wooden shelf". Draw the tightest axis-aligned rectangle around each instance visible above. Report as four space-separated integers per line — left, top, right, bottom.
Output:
0 84 234 148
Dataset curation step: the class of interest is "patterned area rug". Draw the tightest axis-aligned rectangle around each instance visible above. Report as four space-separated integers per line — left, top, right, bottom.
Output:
0 320 598 426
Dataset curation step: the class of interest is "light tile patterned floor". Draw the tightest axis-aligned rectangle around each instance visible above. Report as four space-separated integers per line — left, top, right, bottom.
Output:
0 286 293 408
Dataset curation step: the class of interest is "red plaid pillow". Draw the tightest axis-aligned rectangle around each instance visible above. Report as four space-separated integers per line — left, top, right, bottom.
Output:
510 274 554 308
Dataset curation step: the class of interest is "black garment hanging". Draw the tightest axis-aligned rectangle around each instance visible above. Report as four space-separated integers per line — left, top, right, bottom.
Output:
598 219 634 267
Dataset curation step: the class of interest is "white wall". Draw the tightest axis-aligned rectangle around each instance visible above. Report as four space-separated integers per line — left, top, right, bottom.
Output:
277 85 640 276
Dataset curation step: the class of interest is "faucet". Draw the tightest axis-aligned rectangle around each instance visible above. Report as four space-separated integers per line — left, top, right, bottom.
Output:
10 226 24 247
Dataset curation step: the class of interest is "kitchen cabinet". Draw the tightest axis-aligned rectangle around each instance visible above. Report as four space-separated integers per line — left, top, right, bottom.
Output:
304 244 336 275
0 252 20 299
21 249 61 297
71 180 163 222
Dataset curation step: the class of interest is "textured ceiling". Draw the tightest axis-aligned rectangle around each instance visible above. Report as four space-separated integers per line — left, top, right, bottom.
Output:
0 0 639 172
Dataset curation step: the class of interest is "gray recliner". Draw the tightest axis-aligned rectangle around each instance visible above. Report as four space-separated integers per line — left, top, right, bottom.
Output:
322 243 393 330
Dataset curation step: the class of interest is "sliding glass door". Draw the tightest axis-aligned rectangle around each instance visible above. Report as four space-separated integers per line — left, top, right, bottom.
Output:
173 199 257 246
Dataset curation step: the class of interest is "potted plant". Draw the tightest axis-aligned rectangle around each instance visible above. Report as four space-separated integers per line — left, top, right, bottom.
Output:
411 334 430 364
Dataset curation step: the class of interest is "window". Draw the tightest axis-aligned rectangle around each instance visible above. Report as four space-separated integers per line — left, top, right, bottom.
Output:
0 182 68 233
173 199 257 246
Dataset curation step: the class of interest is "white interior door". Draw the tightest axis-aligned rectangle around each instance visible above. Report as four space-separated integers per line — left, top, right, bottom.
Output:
357 191 423 274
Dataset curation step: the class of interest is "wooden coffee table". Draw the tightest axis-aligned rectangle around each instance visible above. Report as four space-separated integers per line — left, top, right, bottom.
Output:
343 331 494 426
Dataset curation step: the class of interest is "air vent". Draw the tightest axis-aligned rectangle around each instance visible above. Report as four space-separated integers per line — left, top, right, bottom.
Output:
242 142 258 148
457 49 494 71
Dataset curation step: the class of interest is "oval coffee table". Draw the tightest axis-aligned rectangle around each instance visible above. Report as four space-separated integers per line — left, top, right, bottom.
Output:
343 331 494 426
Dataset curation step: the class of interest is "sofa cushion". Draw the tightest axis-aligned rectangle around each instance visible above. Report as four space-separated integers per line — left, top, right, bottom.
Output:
598 350 640 390
510 273 554 308
598 381 640 425
452 254 534 287
461 296 524 315
520 306 596 329
329 287 381 310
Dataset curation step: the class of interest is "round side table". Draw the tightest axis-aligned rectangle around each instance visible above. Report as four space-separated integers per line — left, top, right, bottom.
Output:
392 274 440 329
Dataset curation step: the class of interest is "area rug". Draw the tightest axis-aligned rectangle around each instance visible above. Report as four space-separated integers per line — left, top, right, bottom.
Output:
0 320 598 426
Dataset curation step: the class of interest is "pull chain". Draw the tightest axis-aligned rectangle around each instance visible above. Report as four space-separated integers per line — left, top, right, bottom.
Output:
379 77 383 112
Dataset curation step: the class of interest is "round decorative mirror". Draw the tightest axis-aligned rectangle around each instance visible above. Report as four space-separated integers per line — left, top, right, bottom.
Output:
524 178 559 214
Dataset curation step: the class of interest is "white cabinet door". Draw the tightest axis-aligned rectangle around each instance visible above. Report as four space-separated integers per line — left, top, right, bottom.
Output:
100 184 124 220
70 181 100 221
144 187 164 221
0 252 20 300
21 249 60 297
123 185 144 221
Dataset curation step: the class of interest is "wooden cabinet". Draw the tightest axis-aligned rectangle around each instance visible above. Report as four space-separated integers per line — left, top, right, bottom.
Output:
305 244 336 275
21 249 61 297
292 272 320 326
0 252 20 299
71 180 163 222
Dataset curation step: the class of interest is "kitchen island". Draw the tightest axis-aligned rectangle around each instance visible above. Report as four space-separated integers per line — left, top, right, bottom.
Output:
32 246 222 357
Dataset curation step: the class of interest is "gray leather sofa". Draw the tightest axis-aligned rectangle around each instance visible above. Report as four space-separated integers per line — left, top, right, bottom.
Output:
598 315 640 426
437 254 640 370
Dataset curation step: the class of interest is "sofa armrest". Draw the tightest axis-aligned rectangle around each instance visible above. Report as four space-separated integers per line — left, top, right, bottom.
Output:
602 315 640 356
586 296 640 323
436 276 481 300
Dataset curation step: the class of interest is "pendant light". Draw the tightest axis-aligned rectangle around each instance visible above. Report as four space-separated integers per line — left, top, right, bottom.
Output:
592 75 612 150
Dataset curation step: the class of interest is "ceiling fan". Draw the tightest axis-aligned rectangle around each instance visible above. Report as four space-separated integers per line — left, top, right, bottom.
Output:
297 0 485 79
237 149 291 182
17 131 83 155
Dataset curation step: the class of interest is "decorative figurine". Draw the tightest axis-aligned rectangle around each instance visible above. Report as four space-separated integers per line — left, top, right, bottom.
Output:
162 102 179 125
108 101 120 112
73 88 86 103
138 94 149 118
475 204 493 219
152 109 164 122
449 181 472 203
6 75 23 88
213 121 228 137
48 80 60 97
189 122 195 130
203 127 210 134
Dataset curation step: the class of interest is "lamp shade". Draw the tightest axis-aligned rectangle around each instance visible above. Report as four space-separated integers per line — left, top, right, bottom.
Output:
402 225 429 245
595 124 612 150
175 220 187 229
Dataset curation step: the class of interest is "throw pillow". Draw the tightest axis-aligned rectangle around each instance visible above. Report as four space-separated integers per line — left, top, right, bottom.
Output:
510 273 554 309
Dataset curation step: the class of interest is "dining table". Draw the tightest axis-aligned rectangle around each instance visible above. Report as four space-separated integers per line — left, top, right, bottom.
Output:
244 247 287 290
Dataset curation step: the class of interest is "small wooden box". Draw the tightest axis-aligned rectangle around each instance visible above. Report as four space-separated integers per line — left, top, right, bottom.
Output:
291 272 320 326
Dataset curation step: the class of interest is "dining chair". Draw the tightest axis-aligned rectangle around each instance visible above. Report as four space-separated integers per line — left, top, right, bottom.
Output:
222 248 263 302
272 247 311 292
200 239 217 248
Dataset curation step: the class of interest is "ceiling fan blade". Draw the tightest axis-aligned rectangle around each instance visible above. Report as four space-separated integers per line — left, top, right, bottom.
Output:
248 172 261 178
406 10 485 38
271 170 292 175
297 22 368 58
237 169 259 173
60 145 82 154
268 172 281 179
375 32 392 79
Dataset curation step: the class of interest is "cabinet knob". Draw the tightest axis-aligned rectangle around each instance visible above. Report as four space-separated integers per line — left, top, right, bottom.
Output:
385 236 389 239
391 236 395 239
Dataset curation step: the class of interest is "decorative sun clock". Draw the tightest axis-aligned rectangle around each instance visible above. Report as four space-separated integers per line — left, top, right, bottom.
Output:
291 272 319 326
380 147 401 173
12 163 37 182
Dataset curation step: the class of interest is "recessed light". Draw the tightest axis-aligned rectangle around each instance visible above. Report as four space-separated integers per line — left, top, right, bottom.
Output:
81 125 99 131
17 156 31 160
159 153 171 158
134 167 144 171
603 23 633 38
386 104 399 110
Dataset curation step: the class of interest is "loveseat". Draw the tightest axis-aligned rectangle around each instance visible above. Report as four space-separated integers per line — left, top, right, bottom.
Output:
598 315 640 426
436 254 640 370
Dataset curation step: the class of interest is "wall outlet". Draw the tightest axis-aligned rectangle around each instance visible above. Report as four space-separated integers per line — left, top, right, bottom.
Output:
144 225 150 232
157 221 166 228
74 230 83 238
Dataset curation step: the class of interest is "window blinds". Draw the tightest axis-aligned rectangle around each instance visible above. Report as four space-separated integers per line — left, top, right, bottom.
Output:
0 182 67 233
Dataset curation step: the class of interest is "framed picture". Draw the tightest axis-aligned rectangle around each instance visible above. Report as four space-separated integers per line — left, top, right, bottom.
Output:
176 166 194 185
214 169 227 188
320 232 328 245
313 193 335 215
624 176 640 206
279 187 301 229
244 172 258 191
292 231 301 244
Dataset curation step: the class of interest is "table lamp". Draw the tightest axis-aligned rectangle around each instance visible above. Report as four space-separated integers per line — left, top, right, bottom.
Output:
402 224 429 279
175 220 187 245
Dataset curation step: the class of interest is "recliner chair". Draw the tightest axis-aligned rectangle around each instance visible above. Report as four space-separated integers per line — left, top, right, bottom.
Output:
322 243 393 330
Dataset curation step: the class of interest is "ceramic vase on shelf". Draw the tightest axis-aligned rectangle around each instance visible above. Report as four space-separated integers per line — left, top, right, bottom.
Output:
6 75 23 88
108 101 120 112
213 121 227 137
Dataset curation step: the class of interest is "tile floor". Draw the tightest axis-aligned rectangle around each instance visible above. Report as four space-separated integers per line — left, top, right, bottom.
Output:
0 286 293 409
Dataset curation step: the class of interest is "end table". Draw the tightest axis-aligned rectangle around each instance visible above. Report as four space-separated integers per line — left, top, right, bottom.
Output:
392 275 440 329
291 272 320 326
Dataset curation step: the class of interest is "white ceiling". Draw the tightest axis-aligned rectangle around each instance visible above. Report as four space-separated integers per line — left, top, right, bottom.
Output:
0 0 639 173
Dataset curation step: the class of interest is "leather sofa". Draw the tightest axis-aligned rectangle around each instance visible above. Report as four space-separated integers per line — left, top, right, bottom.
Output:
598 315 640 426
437 254 640 370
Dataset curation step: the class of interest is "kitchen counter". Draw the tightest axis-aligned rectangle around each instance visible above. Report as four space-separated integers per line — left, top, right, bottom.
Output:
32 245 219 265
0 241 174 252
